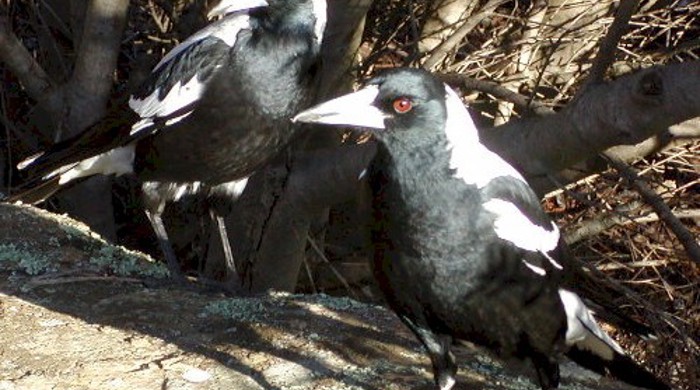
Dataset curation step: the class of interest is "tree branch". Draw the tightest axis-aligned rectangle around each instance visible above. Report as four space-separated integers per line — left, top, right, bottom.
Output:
422 0 509 70
0 9 60 113
604 155 700 265
584 0 639 87
231 0 375 292
438 73 555 115
51 0 130 240
418 0 474 55
480 61 700 194
565 203 700 245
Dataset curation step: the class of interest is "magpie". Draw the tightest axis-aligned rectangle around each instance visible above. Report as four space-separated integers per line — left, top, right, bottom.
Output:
9 0 327 281
293 68 670 390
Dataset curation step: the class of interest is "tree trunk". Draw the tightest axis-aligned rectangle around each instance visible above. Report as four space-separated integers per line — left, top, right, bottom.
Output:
51 0 130 240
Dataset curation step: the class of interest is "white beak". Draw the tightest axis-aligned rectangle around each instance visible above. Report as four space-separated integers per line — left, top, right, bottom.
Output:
293 86 387 130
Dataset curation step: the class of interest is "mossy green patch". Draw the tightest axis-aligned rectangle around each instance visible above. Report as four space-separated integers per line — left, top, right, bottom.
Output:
89 245 169 278
0 243 53 275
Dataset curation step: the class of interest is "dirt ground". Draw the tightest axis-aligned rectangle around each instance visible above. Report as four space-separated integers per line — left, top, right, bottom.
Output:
0 203 656 390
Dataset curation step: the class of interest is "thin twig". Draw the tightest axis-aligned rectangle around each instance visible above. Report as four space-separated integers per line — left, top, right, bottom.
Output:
422 0 509 70
597 259 672 271
566 203 700 244
302 257 318 294
306 234 357 298
584 0 639 87
438 73 554 115
604 154 700 265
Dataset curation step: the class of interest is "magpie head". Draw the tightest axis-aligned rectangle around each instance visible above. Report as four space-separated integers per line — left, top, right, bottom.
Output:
208 0 326 44
294 68 449 144
207 0 269 19
258 0 326 44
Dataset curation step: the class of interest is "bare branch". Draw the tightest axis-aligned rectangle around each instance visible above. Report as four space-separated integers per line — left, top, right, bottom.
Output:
438 72 555 115
564 200 644 244
0 11 55 105
418 0 474 55
604 155 700 265
422 0 509 70
564 200 700 245
481 62 700 193
584 0 639 87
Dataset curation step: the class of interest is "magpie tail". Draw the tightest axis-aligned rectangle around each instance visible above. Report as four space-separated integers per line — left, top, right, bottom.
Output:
566 347 670 390
6 176 64 205
559 289 670 390
8 153 81 204
559 245 658 340
580 296 657 340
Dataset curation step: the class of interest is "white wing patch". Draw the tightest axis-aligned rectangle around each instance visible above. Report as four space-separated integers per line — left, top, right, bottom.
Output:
58 146 135 184
128 14 252 135
559 289 625 359
442 86 526 188
129 76 206 134
482 198 563 269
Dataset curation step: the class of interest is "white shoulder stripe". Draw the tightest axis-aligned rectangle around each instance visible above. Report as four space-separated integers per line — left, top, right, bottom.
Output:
559 289 625 359
482 198 562 269
442 86 526 188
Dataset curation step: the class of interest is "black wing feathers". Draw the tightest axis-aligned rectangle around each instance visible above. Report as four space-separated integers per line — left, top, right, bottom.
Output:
567 347 670 390
481 175 553 231
132 37 233 101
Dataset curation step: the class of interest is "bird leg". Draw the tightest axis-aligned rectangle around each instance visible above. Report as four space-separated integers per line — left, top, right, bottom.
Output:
212 211 240 287
402 316 457 390
530 352 560 390
144 209 185 282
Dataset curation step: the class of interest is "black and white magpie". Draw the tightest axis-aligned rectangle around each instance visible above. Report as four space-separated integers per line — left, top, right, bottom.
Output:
293 68 669 390
9 0 327 281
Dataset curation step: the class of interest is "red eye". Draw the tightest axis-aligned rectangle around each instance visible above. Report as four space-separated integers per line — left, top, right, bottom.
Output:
392 97 413 114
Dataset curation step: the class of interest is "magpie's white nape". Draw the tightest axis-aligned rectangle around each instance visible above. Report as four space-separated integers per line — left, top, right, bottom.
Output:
294 68 669 390
10 0 328 286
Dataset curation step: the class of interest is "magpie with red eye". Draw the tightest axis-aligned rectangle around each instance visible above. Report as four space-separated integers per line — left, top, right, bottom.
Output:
294 68 669 390
7 0 327 282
